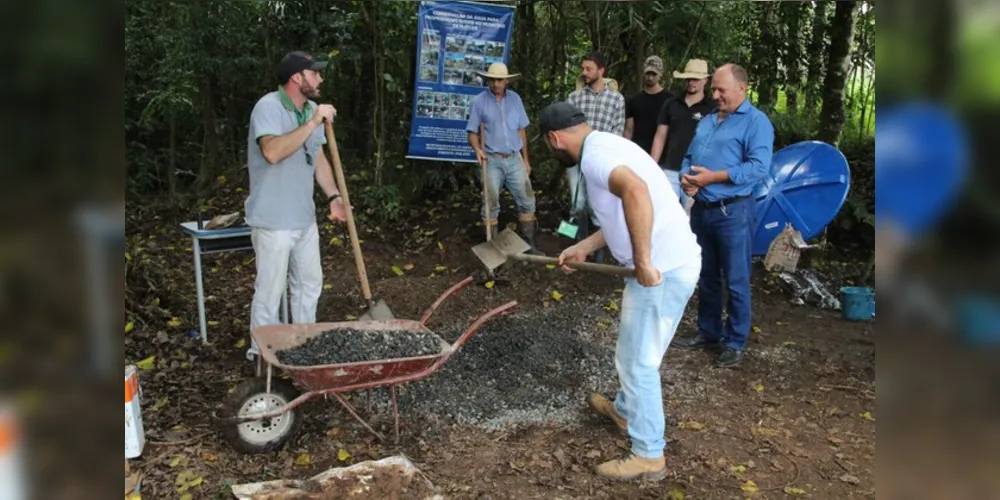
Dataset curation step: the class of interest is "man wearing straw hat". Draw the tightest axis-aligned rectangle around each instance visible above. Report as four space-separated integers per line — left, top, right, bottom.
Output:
465 62 540 252
650 58 715 209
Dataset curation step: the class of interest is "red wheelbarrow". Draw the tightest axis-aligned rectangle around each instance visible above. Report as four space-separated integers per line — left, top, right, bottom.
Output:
217 276 517 453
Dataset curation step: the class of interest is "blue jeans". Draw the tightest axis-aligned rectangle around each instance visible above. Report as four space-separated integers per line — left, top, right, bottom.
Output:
663 169 691 207
612 260 700 458
481 153 535 221
689 196 755 350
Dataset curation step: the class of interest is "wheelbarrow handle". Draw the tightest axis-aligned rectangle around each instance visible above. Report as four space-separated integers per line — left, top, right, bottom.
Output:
509 253 635 277
419 276 475 326
447 300 518 354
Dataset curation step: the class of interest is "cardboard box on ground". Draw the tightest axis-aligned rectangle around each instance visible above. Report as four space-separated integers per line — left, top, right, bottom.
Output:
764 223 818 273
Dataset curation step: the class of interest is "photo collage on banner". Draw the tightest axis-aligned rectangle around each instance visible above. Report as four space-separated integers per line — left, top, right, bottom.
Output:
407 1 515 162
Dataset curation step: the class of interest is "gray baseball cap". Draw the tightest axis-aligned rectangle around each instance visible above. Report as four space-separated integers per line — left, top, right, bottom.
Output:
539 101 587 134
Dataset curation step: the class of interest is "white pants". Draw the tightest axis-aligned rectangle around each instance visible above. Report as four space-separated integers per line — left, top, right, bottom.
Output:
247 222 322 358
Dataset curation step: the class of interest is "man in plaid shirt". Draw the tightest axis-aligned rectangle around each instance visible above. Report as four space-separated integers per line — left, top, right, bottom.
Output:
566 51 625 260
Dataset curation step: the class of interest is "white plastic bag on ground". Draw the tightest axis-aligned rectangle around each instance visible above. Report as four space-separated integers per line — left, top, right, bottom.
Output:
231 455 443 500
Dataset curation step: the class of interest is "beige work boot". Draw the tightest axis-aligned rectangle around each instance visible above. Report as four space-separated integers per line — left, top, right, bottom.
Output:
586 393 628 433
595 453 667 481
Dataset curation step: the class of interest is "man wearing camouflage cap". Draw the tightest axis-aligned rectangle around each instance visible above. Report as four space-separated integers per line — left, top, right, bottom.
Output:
625 55 674 156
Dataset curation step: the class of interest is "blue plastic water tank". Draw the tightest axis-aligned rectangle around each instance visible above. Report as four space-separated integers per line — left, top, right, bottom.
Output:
875 104 969 238
752 141 851 256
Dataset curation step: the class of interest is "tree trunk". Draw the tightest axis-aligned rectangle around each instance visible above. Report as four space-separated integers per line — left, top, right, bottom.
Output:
514 1 535 99
805 1 830 114
198 78 220 193
349 1 377 161
781 1 808 114
929 1 953 99
618 27 643 94
817 1 860 147
168 111 177 196
750 2 781 111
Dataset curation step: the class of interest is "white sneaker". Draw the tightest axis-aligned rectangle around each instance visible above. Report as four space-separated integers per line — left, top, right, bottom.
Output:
245 338 259 361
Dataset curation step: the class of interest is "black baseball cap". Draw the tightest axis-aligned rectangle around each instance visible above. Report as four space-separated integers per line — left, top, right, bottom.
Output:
539 101 587 134
277 51 329 83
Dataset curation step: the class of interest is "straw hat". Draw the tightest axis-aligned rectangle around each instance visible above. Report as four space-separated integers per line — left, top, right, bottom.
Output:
673 59 711 79
575 75 619 92
477 62 520 80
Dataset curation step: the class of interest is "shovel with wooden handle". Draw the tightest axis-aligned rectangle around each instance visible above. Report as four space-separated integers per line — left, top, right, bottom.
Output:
473 228 635 277
323 120 395 321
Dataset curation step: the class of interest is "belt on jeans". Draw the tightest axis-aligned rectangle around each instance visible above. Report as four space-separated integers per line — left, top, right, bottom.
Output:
489 152 515 158
693 195 750 209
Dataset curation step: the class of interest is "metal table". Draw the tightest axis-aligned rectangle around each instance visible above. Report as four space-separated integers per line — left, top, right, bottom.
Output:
76 205 124 377
180 221 287 344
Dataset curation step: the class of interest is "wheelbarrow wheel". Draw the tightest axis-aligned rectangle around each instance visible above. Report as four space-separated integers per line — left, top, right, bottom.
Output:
220 377 302 453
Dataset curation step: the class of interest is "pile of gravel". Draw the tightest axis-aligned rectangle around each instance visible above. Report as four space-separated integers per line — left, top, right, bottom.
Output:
393 298 621 431
275 328 442 366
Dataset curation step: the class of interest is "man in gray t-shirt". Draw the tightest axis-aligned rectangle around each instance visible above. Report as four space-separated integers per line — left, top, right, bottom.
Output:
244 51 347 360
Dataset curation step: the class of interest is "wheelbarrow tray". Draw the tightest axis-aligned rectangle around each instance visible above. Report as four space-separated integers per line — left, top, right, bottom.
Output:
251 320 452 392
220 276 518 447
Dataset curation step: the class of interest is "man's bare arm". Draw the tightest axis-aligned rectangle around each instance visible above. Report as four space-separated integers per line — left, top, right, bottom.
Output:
467 131 480 152
624 118 634 140
607 165 653 266
314 147 340 198
650 124 669 163
259 113 328 165
518 128 530 164
576 229 607 255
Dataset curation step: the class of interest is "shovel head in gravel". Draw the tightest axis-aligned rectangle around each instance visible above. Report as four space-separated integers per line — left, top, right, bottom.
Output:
359 299 395 321
472 228 532 273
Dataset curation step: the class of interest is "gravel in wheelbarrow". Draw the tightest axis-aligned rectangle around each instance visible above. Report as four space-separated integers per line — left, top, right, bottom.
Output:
275 328 443 366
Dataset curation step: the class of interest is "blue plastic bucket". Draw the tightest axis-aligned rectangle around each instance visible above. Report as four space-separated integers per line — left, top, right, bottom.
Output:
957 296 1000 346
840 287 875 321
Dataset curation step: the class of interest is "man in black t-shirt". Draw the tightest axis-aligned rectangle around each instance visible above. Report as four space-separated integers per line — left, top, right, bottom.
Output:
650 59 715 209
625 56 673 155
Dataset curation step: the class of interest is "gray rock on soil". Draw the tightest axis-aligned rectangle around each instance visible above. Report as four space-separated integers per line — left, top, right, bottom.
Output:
390 296 621 431
275 328 443 366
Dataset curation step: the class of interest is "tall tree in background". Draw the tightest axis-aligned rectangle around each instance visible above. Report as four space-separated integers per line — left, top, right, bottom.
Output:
749 2 781 111
804 1 830 113
781 1 809 113
817 0 860 146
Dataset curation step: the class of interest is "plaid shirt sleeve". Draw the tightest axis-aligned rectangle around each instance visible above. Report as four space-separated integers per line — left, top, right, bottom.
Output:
612 92 625 136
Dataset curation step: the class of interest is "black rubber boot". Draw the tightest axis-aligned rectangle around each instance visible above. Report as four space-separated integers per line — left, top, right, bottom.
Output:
520 218 543 255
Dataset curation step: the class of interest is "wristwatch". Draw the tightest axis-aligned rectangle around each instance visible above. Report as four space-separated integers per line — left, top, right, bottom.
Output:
326 193 341 204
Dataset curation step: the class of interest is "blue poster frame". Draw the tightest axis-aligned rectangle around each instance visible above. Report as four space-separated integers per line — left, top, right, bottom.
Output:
406 1 515 163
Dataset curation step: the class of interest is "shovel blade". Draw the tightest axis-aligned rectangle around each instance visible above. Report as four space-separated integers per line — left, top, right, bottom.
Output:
359 299 395 321
493 228 532 255
472 240 507 272
472 229 531 272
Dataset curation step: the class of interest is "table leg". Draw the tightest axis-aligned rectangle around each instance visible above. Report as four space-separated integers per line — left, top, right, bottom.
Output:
391 385 400 444
83 226 111 375
192 236 208 344
280 287 289 324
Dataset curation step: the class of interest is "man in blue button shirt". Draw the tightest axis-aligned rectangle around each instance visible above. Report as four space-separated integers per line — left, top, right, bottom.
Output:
466 63 539 252
672 63 774 367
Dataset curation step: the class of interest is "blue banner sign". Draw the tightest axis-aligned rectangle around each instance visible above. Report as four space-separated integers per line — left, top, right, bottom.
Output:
407 1 515 163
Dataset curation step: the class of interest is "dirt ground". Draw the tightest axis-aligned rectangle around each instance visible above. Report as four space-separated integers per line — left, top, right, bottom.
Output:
125 187 875 499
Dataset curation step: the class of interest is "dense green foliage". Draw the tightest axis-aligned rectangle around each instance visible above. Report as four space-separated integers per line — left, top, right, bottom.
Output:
126 0 874 242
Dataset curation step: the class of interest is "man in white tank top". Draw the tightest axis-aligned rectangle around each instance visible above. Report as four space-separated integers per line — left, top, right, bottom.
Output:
540 101 702 481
